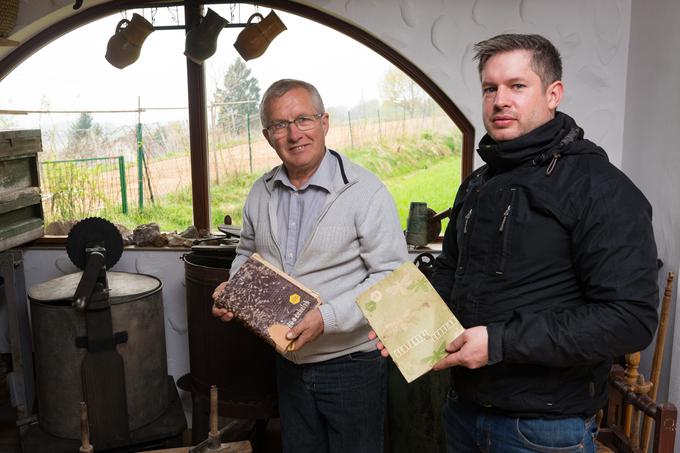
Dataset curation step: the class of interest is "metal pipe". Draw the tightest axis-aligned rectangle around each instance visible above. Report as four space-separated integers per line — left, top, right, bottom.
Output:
209 385 220 449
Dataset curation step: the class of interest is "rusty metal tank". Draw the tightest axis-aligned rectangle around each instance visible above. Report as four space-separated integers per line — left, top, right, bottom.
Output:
181 246 277 420
28 271 168 439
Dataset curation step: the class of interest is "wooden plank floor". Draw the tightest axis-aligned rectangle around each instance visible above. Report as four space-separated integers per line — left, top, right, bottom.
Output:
0 373 281 453
0 404 281 453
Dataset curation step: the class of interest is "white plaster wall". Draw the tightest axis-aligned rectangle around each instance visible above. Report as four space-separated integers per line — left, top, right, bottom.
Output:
299 0 632 167
623 0 680 435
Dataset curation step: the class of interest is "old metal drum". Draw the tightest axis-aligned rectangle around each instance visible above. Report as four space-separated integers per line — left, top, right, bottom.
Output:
28 271 168 439
183 249 277 419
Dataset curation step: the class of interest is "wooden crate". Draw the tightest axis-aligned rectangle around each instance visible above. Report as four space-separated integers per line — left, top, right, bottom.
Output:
0 129 44 252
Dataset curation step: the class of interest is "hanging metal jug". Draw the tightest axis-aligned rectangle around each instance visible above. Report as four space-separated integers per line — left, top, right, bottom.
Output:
233 11 286 61
105 13 154 69
184 8 228 64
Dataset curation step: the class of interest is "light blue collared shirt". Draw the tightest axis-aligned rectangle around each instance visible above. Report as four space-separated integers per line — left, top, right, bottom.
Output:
273 150 336 273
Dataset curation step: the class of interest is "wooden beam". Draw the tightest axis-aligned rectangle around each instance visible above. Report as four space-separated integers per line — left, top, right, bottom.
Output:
184 1 210 233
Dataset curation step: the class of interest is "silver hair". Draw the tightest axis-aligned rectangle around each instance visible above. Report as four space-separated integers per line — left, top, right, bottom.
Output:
259 79 325 127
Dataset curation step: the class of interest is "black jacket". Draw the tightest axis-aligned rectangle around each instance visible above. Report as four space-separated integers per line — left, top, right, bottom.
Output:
431 112 659 417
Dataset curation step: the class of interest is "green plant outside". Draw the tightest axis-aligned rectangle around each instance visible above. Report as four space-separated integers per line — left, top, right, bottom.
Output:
47 130 461 234
42 161 110 221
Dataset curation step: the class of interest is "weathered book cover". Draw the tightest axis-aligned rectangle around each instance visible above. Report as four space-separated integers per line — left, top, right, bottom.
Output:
356 262 464 383
214 253 322 354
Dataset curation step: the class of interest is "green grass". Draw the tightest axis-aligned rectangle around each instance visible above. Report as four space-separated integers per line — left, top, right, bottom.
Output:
102 172 262 232
384 156 460 230
92 130 461 232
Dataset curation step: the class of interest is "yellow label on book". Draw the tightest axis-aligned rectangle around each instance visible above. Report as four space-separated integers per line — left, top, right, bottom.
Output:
289 293 301 304
356 262 465 383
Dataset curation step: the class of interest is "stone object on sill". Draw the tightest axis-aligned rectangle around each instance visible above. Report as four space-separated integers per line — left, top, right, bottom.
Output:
132 222 161 246
117 224 133 245
121 235 134 246
44 220 133 245
179 225 199 239
44 220 76 236
42 220 231 249
153 232 169 247
167 233 194 248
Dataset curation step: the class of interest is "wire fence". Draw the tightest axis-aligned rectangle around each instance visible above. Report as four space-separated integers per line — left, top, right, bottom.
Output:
207 105 455 179
40 155 154 221
3 101 457 227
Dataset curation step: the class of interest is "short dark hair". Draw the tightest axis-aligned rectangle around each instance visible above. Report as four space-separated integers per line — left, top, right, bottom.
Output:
260 79 325 127
473 34 562 88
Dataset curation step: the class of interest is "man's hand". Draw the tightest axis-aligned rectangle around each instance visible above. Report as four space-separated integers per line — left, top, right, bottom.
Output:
212 281 228 300
432 326 489 371
211 281 234 322
286 308 324 350
368 330 390 358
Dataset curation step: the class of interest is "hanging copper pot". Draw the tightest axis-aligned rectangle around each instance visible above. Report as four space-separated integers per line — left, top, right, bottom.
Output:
233 11 286 61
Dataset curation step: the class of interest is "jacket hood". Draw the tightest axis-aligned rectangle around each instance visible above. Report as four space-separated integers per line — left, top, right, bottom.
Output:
477 112 607 173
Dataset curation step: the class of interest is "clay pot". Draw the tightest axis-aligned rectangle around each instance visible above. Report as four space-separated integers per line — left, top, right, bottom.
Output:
105 13 154 69
184 8 228 64
233 11 286 61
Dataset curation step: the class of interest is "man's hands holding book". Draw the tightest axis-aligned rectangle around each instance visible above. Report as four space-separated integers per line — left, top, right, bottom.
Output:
432 326 489 370
368 330 390 358
211 281 234 322
368 326 489 370
211 278 324 351
285 309 324 350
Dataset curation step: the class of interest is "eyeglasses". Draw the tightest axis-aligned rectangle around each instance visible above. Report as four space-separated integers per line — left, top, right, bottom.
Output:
266 113 324 136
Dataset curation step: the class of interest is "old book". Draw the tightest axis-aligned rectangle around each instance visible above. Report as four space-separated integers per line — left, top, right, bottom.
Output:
356 262 464 383
214 253 322 354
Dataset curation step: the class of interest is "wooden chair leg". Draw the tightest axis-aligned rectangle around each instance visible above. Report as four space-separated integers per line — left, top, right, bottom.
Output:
641 272 675 453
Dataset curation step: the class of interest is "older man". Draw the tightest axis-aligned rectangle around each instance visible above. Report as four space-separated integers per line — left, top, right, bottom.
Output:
213 79 407 453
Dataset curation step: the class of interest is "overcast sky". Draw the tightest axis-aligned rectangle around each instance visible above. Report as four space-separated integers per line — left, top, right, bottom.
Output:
0 5 392 127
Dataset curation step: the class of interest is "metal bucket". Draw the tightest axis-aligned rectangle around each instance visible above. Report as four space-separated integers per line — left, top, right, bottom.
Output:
28 271 168 439
182 249 277 419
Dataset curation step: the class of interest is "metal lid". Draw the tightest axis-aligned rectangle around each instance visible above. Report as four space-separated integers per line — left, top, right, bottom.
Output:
28 271 162 305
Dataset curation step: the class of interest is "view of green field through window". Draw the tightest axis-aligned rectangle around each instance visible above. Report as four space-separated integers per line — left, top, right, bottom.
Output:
0 5 461 236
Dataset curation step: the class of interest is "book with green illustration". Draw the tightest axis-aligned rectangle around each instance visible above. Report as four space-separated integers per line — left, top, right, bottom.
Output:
356 262 464 383
214 253 322 354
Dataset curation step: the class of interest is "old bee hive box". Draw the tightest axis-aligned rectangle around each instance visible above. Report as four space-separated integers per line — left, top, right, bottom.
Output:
0 129 44 252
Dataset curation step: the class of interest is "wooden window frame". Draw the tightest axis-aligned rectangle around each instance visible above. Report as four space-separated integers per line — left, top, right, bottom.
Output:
0 0 474 234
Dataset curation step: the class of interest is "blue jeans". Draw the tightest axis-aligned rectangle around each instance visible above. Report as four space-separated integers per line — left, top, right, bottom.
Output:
443 389 598 453
276 349 387 453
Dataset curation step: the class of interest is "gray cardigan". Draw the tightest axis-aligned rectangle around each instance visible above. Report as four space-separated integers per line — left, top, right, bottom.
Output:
231 150 408 364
